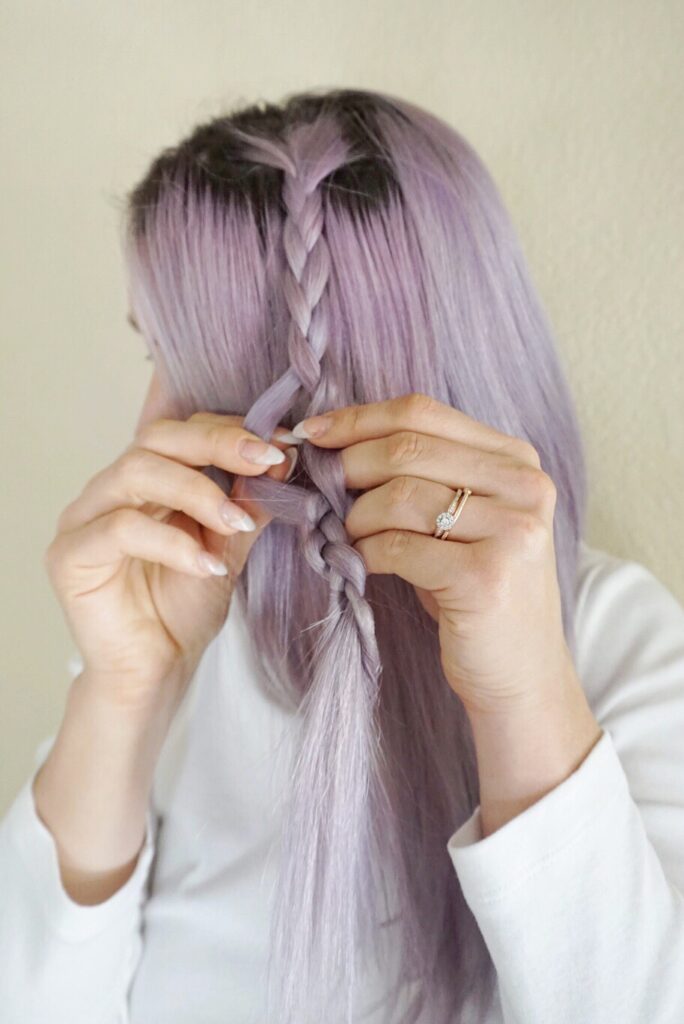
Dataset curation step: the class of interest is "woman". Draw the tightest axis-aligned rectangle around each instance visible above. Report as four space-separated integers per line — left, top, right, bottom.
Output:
1 87 683 1024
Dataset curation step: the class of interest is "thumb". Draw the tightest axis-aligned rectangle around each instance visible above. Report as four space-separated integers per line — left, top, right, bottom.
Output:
234 443 299 528
204 445 299 574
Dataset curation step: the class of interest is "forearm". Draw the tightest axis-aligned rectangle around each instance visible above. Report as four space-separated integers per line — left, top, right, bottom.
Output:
32 669 182 905
466 669 603 838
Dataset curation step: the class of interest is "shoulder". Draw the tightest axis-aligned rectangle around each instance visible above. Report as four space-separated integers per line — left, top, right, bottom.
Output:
574 539 684 672
575 538 684 620
572 540 684 882
573 537 684 758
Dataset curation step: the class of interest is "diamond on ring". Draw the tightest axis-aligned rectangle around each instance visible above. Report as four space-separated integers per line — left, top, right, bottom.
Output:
433 487 472 539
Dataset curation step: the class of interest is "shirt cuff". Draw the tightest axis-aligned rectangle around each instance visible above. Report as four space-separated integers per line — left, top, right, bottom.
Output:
3 762 157 943
446 727 626 904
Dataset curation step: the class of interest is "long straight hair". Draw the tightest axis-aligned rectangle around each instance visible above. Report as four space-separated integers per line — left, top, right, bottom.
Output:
124 88 586 1024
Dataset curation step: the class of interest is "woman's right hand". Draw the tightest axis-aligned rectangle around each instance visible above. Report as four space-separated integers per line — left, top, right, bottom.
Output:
44 404 297 716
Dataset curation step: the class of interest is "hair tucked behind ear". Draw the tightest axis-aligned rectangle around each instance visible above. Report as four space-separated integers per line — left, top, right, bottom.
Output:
124 87 587 1023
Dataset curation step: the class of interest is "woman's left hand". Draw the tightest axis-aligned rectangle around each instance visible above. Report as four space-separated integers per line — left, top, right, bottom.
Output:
291 392 578 718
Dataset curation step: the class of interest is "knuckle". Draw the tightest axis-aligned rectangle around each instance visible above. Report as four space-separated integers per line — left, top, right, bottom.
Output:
206 422 230 466
399 392 439 424
187 411 216 423
347 403 366 435
108 507 139 540
115 447 151 488
536 473 557 514
537 467 557 499
518 440 542 468
170 527 193 558
507 462 551 500
386 474 420 507
506 509 549 551
525 465 557 509
107 452 150 509
475 550 511 603
386 529 412 558
387 430 425 468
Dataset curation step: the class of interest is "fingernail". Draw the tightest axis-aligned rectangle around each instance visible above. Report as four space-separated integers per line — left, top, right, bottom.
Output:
292 415 332 439
197 551 228 576
219 500 256 531
271 428 304 446
283 446 299 482
238 439 286 465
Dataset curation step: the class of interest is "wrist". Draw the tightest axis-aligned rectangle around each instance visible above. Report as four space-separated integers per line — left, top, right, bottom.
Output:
464 672 603 837
73 660 191 729
32 667 182 883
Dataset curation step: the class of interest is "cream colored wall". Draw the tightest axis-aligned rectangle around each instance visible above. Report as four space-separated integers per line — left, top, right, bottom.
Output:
2 1 682 811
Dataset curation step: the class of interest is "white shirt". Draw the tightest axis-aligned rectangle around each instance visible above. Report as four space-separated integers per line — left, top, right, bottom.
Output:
2 539 684 1024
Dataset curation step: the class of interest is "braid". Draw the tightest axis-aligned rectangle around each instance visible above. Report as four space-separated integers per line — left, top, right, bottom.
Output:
302 490 382 677
236 111 384 700
237 117 346 441
233 118 396 1024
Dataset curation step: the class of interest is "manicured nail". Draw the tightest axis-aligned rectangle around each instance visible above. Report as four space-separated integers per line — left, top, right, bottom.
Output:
219 500 256 531
283 446 299 482
292 415 332 439
238 439 286 465
271 428 304 445
197 551 228 576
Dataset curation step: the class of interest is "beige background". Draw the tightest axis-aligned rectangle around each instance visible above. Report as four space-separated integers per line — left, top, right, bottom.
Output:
1 1 682 812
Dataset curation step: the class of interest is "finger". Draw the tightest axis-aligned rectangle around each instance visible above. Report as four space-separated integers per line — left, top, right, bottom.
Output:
190 413 304 449
158 413 299 524
56 448 259 536
345 476 497 542
48 507 232 584
338 433 555 510
353 527 471 595
134 412 289 475
271 426 305 446
228 444 299 530
291 393 539 466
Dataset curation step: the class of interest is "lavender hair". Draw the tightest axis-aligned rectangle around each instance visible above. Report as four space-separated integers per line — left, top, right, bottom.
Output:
123 88 587 1023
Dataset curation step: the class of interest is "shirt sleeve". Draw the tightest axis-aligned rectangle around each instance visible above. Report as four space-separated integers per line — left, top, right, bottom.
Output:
0 653 159 1024
445 551 684 1024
